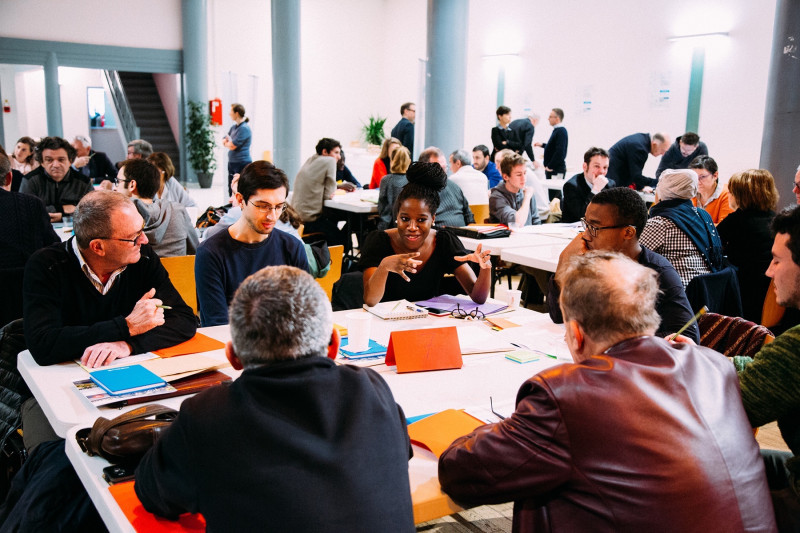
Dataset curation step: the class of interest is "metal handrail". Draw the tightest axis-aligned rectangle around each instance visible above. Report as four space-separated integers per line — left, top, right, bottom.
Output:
103 70 139 142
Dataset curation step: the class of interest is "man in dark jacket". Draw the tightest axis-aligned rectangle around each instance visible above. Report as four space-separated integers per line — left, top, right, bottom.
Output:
607 131 670 190
534 108 568 179
136 266 415 532
510 113 539 163
560 146 614 223
71 135 117 184
439 250 775 533
390 102 415 156
655 131 708 178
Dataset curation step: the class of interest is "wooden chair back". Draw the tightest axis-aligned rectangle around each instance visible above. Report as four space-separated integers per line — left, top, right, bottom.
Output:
761 279 785 328
317 245 344 301
159 255 197 315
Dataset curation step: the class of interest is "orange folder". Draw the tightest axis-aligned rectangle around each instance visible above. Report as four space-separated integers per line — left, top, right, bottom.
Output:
152 333 226 358
109 481 205 532
407 409 485 457
385 327 462 373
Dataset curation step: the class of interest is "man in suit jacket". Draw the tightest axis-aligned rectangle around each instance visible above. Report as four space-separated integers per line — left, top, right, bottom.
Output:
390 102 415 157
510 113 539 164
607 132 670 190
71 135 117 184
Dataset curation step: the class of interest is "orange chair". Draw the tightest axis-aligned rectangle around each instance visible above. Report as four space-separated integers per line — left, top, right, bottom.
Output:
761 278 786 329
159 255 197 316
316 245 344 301
469 204 490 225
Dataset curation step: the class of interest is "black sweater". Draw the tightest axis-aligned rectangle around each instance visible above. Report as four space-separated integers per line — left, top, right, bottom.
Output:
23 239 196 365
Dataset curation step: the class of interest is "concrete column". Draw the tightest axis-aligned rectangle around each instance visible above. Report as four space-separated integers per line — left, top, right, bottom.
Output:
760 0 800 208
685 46 704 133
182 0 209 182
44 52 62 137
272 0 302 184
425 0 469 156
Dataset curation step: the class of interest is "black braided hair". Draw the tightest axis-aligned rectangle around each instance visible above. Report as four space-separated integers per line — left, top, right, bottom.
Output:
394 162 447 216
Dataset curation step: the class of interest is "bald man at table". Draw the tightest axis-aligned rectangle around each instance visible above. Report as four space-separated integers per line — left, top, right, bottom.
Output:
439 251 775 533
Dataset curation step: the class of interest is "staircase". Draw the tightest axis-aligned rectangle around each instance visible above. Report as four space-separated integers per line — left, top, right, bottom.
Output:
117 72 181 178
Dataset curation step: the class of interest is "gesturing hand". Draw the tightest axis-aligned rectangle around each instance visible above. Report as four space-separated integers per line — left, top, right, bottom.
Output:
80 341 133 368
381 252 422 282
455 243 492 270
126 288 165 337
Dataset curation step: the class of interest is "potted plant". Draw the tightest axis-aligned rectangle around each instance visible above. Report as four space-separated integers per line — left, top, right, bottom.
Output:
185 100 217 188
361 115 387 147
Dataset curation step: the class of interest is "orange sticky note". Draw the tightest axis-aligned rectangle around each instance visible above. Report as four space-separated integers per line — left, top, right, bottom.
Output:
407 409 484 457
109 481 206 532
385 327 462 373
152 333 226 358
486 317 520 330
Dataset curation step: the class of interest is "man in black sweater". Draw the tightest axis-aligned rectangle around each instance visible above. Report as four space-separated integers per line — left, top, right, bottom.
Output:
535 108 568 179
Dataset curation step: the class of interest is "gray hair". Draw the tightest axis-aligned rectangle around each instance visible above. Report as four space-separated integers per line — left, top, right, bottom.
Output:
229 266 333 368
128 139 153 158
558 250 661 346
657 168 698 200
73 135 91 148
73 190 134 248
450 149 472 166
418 146 445 164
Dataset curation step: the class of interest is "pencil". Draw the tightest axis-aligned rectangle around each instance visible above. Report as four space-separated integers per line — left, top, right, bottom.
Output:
669 305 708 340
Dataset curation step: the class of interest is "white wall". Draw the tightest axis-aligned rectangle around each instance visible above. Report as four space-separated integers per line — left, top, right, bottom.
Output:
1 0 777 187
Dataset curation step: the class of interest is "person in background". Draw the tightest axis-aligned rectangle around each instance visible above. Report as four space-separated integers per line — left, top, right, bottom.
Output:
656 131 708 178
147 152 197 208
439 250 774 533
717 169 779 322
607 132 670 190
690 155 732 224
489 151 540 227
127 139 153 160
10 136 38 175
561 146 614 223
390 102 415 156
370 137 401 190
71 135 116 184
510 113 539 164
534 108 568 179
114 159 198 257
472 144 502 188
361 162 491 305
222 103 253 197
0 151 59 326
640 168 724 288
197 161 308 326
377 146 412 230
794 164 800 205
336 149 361 190
20 136 93 222
135 265 416 532
448 149 488 206
490 106 522 161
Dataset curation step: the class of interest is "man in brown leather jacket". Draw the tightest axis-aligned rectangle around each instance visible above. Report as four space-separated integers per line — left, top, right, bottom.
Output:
439 251 776 533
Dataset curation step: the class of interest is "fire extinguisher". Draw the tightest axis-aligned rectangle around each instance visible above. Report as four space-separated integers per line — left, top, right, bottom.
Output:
209 98 223 126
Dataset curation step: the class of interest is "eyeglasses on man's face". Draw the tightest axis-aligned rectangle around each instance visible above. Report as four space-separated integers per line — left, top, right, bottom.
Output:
102 226 146 245
247 200 286 214
580 217 632 238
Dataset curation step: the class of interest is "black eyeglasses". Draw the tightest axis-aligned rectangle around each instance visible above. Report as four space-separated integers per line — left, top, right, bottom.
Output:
247 200 286 214
112 177 131 185
101 227 145 245
451 303 485 321
580 217 632 238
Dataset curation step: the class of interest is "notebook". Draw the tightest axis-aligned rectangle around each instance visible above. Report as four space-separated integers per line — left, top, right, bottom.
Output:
89 364 168 396
363 300 429 320
339 339 387 360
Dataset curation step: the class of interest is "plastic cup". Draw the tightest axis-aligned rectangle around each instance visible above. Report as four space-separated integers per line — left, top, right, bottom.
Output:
345 312 372 352
506 289 522 310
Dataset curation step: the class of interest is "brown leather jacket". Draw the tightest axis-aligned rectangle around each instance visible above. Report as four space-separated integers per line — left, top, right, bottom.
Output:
438 336 776 533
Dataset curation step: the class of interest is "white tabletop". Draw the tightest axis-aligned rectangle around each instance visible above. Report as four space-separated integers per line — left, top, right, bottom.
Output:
458 223 579 256
501 243 567 273
27 308 569 529
323 188 378 214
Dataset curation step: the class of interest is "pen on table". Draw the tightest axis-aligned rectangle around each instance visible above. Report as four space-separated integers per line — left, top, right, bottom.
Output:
406 305 424 313
510 342 556 359
669 305 708 341
156 305 172 310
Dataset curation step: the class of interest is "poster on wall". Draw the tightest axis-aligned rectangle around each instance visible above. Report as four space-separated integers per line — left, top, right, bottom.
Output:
577 85 593 114
650 71 671 109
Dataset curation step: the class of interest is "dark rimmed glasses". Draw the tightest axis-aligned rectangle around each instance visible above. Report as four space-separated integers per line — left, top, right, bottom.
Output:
247 200 286 214
580 217 632 238
451 303 485 321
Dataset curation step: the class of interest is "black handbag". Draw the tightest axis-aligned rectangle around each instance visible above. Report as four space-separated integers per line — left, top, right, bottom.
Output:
76 404 177 465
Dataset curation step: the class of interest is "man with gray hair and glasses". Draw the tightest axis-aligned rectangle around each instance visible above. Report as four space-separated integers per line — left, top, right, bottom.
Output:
22 190 196 447
439 251 775 533
71 134 116 183
135 266 415 532
196 161 308 327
